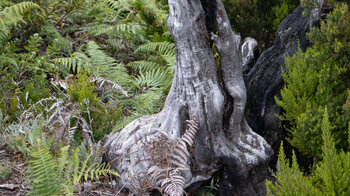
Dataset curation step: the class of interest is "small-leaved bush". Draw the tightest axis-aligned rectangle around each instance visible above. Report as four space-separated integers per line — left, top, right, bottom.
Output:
275 2 350 158
266 108 350 195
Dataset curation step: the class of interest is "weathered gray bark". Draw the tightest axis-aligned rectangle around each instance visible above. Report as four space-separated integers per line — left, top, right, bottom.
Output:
245 5 323 151
104 0 272 194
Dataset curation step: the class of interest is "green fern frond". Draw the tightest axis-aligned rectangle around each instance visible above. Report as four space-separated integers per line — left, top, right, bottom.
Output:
52 52 91 74
57 145 70 173
54 41 130 85
87 41 116 68
87 41 130 85
27 140 60 196
42 23 73 54
0 1 13 10
70 148 119 184
128 60 163 72
134 69 172 90
105 0 131 10
106 38 125 51
161 54 176 70
114 23 142 34
88 23 142 40
135 41 175 56
87 24 114 36
130 88 163 113
0 2 40 37
84 162 120 181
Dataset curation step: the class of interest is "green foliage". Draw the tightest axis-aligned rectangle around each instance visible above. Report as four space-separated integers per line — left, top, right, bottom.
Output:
266 143 321 195
65 74 123 139
276 3 350 158
301 0 337 16
67 74 99 105
27 141 119 195
42 23 73 55
53 41 130 83
267 108 350 195
272 1 295 30
0 33 57 120
0 162 12 180
222 0 299 53
0 1 40 40
4 117 49 156
0 0 172 191
27 140 62 196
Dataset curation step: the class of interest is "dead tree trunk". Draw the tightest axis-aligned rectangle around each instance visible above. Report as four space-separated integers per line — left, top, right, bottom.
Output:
104 0 273 195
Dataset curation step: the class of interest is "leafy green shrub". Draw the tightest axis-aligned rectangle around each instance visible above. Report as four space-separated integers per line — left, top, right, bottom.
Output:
266 108 350 195
275 3 350 158
67 74 99 106
66 74 123 139
0 33 57 121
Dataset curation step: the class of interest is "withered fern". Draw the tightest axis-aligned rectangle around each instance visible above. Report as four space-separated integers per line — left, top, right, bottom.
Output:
146 117 199 196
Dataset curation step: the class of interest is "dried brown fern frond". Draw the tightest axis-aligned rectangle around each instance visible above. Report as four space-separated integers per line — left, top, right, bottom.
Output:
146 117 199 196
161 169 185 196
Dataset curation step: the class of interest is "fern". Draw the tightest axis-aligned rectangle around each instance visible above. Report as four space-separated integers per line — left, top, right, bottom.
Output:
105 0 132 11
130 88 163 113
0 1 13 10
134 69 172 89
87 24 114 36
0 2 39 38
42 23 73 54
27 140 61 196
135 41 175 56
128 60 163 72
52 52 90 74
27 142 120 195
4 117 48 156
53 41 130 86
146 118 199 195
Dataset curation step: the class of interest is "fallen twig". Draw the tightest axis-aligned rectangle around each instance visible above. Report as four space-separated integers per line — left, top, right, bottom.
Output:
0 184 19 190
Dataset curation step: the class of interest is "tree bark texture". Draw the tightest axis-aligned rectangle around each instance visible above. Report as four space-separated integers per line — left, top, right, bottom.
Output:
104 0 273 194
245 5 324 152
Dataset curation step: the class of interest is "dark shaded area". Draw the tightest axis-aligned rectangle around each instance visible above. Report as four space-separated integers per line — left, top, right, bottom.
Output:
218 156 272 196
245 5 318 161
223 0 299 55
200 0 218 34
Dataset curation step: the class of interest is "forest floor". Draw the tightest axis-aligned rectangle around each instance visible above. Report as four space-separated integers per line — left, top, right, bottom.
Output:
0 144 125 196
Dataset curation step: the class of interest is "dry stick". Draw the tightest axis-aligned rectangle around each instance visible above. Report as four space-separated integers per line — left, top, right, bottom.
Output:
50 81 70 100
78 116 94 150
116 182 128 195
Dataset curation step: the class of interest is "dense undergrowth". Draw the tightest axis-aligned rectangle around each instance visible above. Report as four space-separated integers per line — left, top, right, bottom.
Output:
270 1 350 195
0 0 349 195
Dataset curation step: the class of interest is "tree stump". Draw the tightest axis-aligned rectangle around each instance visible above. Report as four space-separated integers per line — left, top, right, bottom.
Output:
104 0 273 195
